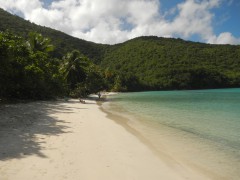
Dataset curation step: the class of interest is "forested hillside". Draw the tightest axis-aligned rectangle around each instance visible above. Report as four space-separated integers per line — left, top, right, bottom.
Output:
0 8 108 63
1 8 240 97
101 37 240 90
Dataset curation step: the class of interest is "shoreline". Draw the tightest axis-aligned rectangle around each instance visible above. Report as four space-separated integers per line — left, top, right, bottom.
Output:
99 99 222 179
100 93 240 180
0 98 214 179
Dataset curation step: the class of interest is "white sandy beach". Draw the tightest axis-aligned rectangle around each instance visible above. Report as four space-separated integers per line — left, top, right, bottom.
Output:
0 98 211 180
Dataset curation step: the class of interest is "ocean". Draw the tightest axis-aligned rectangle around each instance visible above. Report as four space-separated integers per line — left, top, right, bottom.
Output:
102 88 240 179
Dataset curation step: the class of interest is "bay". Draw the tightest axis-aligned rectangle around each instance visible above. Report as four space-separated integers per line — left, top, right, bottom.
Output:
103 88 240 179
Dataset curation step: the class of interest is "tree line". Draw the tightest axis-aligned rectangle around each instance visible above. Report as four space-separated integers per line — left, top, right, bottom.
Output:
0 31 119 100
1 31 240 101
1 8 240 93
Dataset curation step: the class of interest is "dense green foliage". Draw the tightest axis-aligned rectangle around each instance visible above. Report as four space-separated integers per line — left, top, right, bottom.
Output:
101 37 240 90
0 31 108 100
0 31 64 99
61 50 107 97
1 8 240 97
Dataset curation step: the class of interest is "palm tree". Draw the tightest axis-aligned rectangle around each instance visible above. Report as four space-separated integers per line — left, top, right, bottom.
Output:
62 50 89 89
27 32 54 53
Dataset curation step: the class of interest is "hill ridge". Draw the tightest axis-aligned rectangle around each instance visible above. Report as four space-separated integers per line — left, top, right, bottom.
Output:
1 8 240 91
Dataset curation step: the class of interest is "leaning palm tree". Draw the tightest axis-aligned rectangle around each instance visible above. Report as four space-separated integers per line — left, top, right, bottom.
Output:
62 50 90 90
27 32 54 53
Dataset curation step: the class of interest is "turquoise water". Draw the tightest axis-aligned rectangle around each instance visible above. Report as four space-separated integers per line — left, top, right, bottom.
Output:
104 88 240 179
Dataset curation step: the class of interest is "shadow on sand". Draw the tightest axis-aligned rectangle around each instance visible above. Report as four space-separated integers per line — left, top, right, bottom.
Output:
0 100 84 161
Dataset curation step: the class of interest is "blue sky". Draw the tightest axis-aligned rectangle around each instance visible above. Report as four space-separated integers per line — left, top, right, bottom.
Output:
212 0 240 37
161 0 240 42
1 0 240 44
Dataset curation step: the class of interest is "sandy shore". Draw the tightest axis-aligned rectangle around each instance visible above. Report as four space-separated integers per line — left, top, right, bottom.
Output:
0 98 210 180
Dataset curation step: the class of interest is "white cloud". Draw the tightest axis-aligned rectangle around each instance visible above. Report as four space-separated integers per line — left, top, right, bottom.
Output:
1 0 42 16
0 0 239 45
170 0 218 38
208 32 240 44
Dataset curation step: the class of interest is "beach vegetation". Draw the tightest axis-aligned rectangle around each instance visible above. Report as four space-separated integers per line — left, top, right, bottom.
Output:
0 8 240 100
0 31 64 99
61 50 107 98
0 31 110 100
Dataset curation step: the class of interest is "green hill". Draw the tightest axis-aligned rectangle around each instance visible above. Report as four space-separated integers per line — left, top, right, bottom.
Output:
101 36 240 90
0 8 108 62
1 8 240 91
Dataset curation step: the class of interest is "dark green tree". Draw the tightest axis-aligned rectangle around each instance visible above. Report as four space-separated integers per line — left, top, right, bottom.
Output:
85 64 106 98
0 31 64 99
27 32 54 53
61 50 89 90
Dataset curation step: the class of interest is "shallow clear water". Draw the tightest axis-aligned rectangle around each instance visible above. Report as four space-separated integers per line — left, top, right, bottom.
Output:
104 88 240 179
